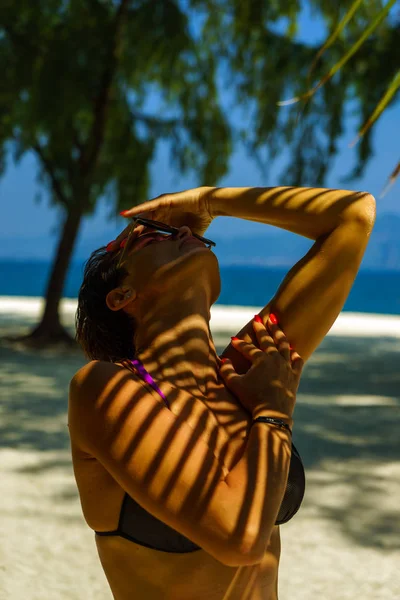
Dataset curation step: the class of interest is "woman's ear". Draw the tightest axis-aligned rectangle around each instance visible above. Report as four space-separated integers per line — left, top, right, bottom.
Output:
106 288 135 311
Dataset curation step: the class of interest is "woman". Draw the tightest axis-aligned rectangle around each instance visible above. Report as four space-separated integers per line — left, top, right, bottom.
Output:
68 185 375 600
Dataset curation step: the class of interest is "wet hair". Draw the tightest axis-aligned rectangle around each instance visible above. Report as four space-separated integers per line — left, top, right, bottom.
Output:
75 246 140 363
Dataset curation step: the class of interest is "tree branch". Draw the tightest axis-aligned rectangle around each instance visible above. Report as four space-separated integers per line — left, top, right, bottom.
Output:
79 0 129 179
130 110 181 131
32 142 68 205
72 126 84 155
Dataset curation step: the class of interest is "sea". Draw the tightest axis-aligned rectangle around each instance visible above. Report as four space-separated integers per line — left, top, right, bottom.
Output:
0 259 399 315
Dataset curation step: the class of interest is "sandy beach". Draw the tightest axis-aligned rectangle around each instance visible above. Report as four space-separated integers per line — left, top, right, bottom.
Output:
1 297 399 600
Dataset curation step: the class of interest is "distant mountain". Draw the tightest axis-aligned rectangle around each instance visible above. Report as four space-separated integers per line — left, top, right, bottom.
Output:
213 213 400 270
362 213 400 270
2 213 400 270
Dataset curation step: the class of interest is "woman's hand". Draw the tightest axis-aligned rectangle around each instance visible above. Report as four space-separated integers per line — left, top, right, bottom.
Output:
108 186 215 251
219 315 304 421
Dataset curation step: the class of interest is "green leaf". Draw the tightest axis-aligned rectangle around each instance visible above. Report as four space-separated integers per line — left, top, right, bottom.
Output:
306 0 364 83
278 0 397 106
286 17 298 39
380 160 400 199
349 70 400 147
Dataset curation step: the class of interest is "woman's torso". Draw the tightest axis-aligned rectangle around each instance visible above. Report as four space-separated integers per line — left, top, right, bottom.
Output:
70 360 282 600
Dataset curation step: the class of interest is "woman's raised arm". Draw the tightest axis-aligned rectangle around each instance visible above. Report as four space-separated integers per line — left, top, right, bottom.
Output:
208 185 375 240
213 186 376 366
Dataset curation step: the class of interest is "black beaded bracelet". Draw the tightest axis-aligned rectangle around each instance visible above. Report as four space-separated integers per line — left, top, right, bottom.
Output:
251 416 292 435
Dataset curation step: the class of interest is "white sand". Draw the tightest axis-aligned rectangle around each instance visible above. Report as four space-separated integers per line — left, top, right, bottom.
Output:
2 296 400 338
0 297 399 599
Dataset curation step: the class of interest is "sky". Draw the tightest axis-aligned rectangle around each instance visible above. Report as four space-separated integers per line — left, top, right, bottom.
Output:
1 4 399 254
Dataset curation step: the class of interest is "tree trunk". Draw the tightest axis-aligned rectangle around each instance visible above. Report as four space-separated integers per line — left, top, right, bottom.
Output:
11 204 84 349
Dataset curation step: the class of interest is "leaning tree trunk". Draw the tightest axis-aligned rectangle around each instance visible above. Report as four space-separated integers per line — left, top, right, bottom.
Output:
15 203 84 348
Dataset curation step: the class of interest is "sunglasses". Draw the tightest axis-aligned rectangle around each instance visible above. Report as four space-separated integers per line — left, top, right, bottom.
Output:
116 217 216 268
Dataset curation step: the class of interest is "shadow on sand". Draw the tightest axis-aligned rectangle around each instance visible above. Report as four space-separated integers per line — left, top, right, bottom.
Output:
1 326 399 552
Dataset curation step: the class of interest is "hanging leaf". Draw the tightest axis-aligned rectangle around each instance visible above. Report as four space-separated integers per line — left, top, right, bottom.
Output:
294 0 364 131
349 70 400 147
379 159 400 199
278 0 397 107
307 0 364 84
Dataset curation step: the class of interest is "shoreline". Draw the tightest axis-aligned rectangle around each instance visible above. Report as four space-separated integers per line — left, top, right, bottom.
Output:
1 295 400 338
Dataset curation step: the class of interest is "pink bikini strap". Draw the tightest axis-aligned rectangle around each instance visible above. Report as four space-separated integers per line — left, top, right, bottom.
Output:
130 359 170 409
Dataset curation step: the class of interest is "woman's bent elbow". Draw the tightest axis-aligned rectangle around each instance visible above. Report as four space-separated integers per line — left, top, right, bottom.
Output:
345 193 376 230
225 532 269 566
218 535 266 567
221 549 264 567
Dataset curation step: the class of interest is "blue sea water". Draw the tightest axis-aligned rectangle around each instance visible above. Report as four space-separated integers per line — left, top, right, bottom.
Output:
0 259 399 315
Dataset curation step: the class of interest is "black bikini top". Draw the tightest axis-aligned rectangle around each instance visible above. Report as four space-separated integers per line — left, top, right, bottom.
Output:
95 359 306 552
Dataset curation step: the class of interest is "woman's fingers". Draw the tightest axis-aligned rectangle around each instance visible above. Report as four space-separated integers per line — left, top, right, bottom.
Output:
253 313 297 365
231 315 293 364
219 358 246 393
290 351 304 375
230 337 265 362
119 193 176 222
265 314 303 371
120 197 164 218
267 317 291 362
252 317 278 355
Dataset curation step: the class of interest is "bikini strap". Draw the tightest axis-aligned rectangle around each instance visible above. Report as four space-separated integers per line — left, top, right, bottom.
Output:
130 358 170 409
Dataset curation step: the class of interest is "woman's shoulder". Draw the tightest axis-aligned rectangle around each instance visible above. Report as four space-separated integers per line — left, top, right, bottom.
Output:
70 359 103 386
69 360 133 397
72 358 131 378
68 360 149 449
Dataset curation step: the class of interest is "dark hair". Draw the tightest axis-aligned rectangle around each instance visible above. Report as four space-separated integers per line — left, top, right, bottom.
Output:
75 246 140 363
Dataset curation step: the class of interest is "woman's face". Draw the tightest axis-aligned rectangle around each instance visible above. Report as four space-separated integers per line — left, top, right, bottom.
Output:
119 224 218 289
107 224 221 312
120 226 209 269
